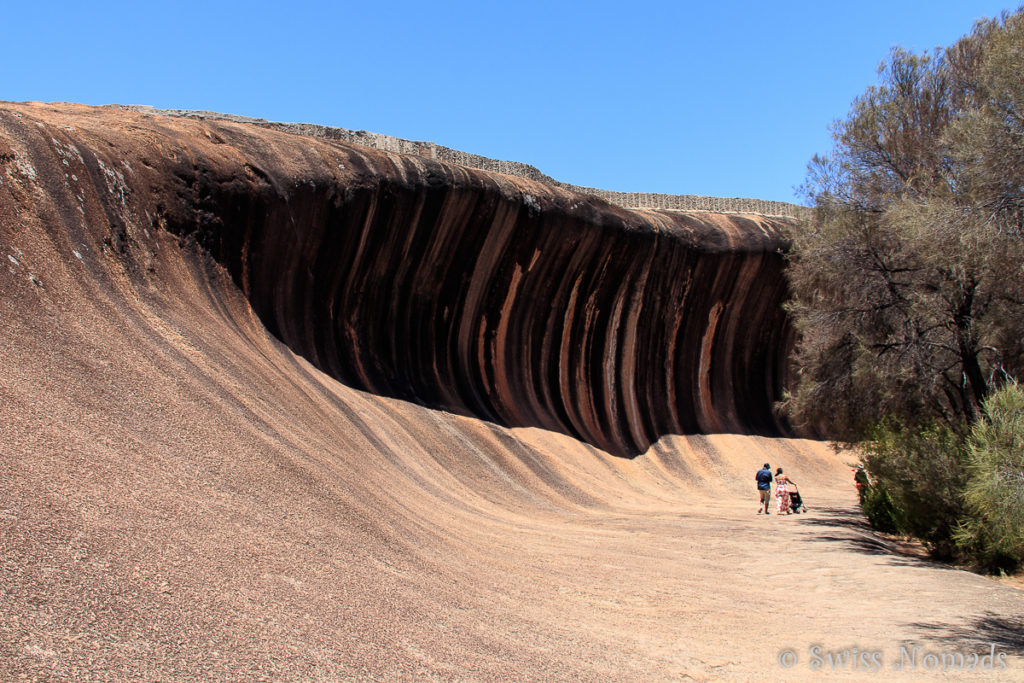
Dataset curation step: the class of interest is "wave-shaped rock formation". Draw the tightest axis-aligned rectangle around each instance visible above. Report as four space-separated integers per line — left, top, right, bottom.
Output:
0 102 795 457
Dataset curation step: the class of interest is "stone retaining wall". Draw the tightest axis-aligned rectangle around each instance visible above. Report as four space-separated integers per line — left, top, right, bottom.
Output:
120 105 809 219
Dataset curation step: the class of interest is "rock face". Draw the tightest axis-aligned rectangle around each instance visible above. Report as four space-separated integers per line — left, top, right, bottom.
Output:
0 102 794 456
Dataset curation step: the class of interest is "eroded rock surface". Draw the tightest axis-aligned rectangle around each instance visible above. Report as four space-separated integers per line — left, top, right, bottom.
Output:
1 102 793 456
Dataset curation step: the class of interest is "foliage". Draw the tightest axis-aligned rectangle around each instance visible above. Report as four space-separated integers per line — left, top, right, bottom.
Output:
861 421 969 559
856 383 1024 571
785 7 1024 574
784 8 1024 440
955 382 1024 571
946 10 1024 232
860 484 899 534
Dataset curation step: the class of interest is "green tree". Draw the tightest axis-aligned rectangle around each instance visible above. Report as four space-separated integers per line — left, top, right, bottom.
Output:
946 10 1024 234
784 9 1024 440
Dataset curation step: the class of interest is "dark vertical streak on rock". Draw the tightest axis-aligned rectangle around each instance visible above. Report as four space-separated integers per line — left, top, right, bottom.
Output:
0 105 799 458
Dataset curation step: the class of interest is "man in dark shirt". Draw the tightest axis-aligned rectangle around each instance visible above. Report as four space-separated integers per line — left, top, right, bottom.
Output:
756 463 773 514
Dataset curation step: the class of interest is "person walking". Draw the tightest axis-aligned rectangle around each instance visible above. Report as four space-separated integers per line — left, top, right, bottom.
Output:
775 467 792 515
756 463 773 514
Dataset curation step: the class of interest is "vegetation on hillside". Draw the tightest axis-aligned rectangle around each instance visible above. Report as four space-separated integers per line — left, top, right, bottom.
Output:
784 8 1024 572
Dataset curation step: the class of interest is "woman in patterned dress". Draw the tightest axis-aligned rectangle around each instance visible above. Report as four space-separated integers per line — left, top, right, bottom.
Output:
775 467 792 514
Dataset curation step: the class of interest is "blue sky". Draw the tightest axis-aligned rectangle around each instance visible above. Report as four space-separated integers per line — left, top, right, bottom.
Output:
3 1 1017 203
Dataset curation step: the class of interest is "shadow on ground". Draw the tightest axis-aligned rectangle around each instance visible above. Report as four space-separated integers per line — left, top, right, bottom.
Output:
799 506 934 568
906 613 1024 655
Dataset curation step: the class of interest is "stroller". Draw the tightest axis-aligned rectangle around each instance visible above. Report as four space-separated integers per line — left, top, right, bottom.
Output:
787 482 807 513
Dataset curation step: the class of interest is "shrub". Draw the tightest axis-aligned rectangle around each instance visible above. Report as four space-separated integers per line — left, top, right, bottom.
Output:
955 382 1024 572
862 421 969 560
860 485 899 534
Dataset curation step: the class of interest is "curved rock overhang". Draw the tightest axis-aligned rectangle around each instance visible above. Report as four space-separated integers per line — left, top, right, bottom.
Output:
1 102 796 456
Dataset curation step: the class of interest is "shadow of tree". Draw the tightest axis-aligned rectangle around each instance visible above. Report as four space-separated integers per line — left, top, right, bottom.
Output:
799 505 873 530
906 613 1024 655
798 505 934 567
810 533 898 556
